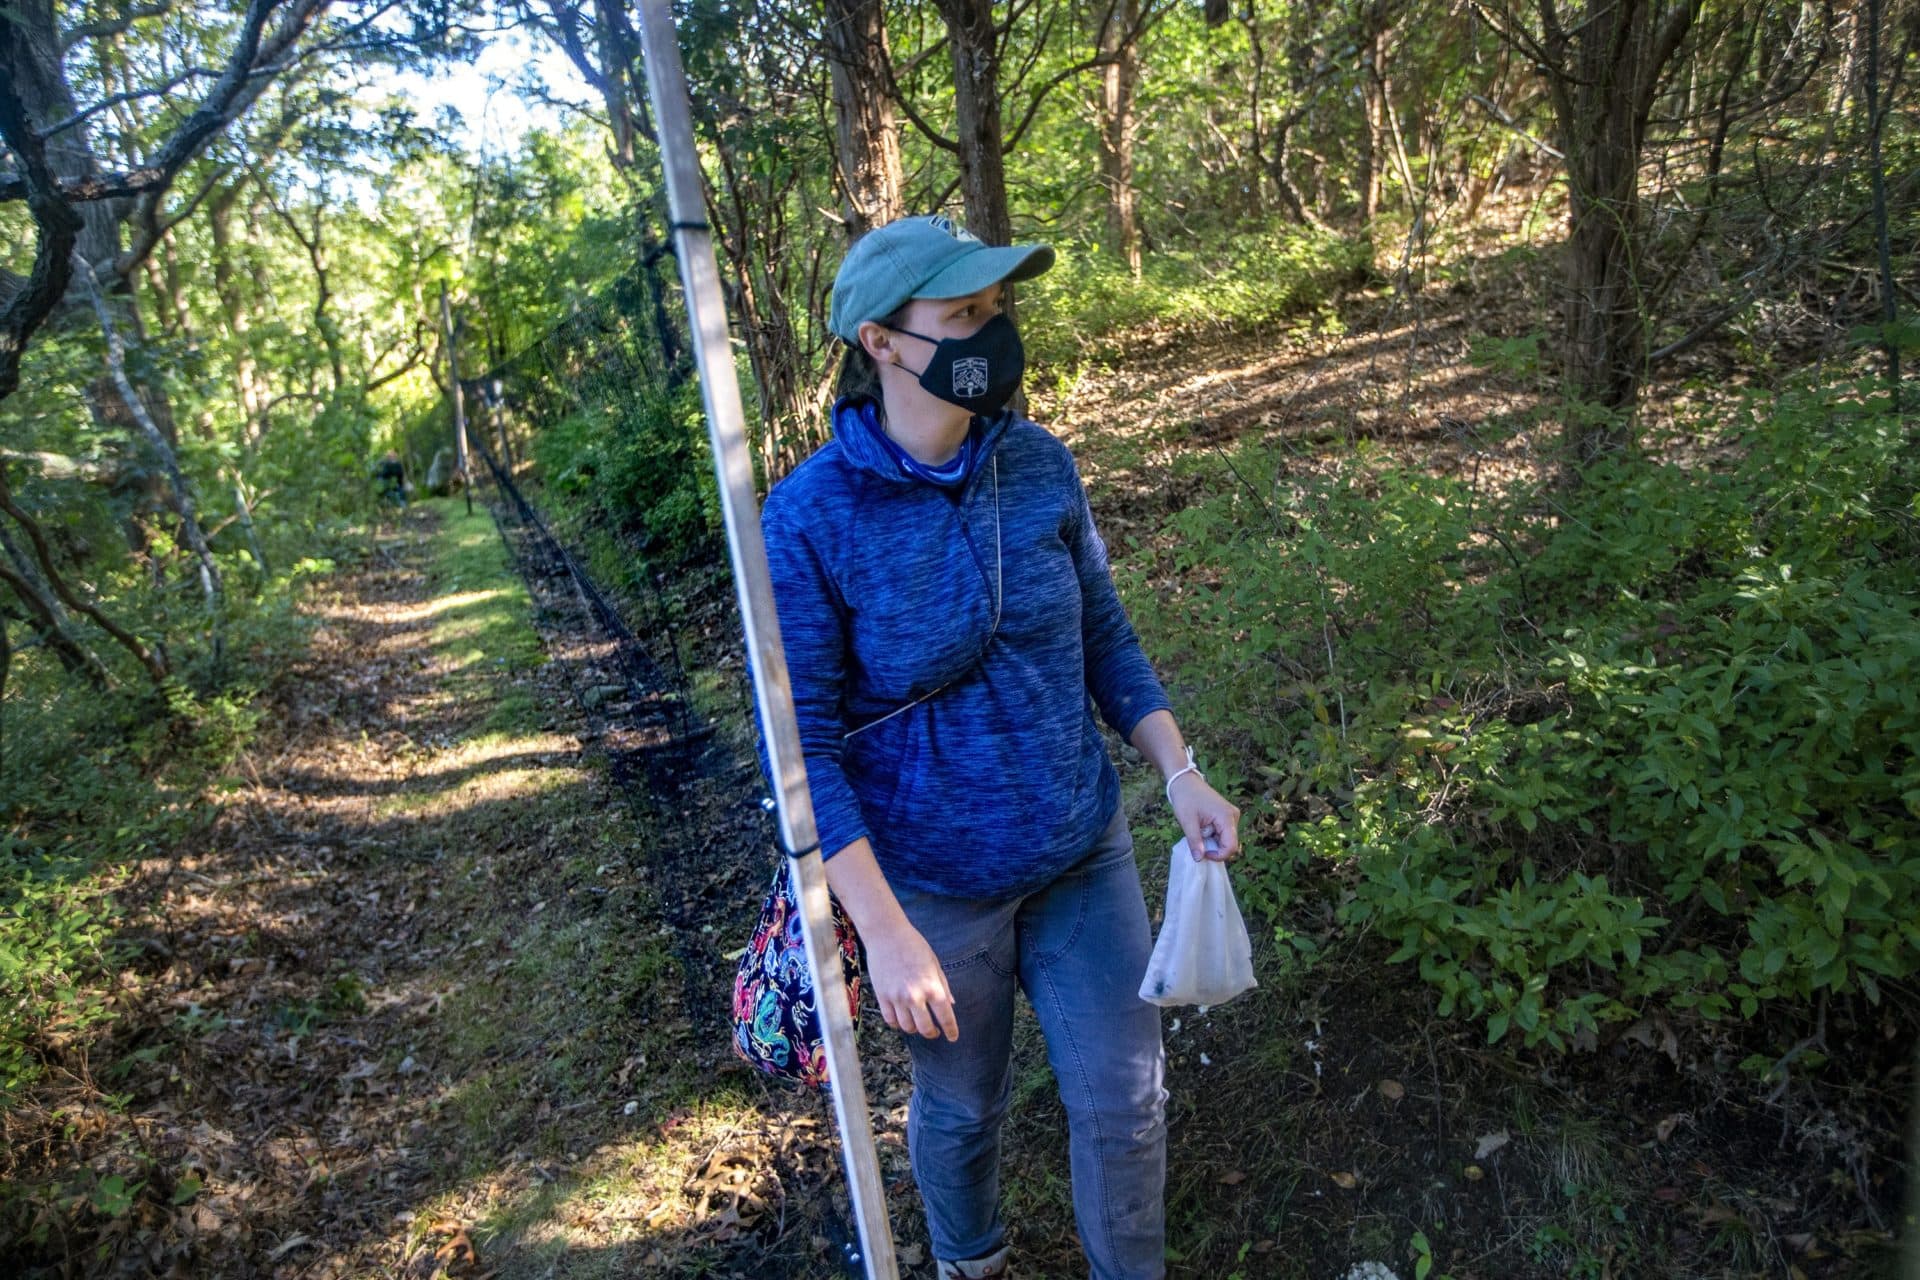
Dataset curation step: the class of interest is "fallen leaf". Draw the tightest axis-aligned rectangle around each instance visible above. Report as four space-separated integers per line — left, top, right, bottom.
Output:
1330 1171 1359 1189
1623 1015 1681 1064
1217 1169 1248 1186
1377 1078 1405 1101
1474 1130 1511 1160
1655 1114 1683 1142
1463 1164 1484 1181
435 1227 478 1265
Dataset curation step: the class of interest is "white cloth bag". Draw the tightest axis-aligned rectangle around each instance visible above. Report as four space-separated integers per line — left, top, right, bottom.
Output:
1138 837 1257 1008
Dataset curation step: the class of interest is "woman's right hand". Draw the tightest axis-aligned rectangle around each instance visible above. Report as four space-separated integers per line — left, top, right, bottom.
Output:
865 919 959 1042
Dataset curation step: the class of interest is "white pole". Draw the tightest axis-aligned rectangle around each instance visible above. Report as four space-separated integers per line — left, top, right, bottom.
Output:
629 4 899 1277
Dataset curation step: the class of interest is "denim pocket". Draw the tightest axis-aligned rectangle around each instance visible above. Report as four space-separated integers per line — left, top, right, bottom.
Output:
1024 875 1093 967
938 945 997 975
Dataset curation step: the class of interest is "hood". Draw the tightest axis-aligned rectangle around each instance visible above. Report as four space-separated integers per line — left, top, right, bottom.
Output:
830 395 1015 485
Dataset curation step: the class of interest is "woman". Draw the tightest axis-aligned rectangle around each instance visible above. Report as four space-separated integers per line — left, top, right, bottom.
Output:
763 214 1241 1280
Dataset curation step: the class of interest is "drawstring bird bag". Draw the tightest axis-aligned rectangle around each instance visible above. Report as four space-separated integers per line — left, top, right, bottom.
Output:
731 457 1003 1087
1138 836 1258 1008
730 858 863 1088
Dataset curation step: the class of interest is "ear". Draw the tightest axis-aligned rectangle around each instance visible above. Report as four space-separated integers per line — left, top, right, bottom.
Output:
856 319 897 364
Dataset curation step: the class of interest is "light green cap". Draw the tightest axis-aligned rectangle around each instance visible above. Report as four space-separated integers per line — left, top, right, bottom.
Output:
828 214 1055 342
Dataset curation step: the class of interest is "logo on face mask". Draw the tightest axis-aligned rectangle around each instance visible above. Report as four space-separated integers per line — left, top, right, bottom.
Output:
952 356 990 399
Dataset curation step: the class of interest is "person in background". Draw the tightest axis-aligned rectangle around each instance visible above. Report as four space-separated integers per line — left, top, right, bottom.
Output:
761 214 1242 1280
373 451 407 506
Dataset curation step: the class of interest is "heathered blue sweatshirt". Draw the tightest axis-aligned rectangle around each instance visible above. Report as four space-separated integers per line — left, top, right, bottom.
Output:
761 397 1171 900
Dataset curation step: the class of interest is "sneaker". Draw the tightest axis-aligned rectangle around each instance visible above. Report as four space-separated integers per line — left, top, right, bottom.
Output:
936 1245 1012 1279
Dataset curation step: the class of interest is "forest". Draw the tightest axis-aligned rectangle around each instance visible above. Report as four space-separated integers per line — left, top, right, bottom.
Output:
1 0 1916 1276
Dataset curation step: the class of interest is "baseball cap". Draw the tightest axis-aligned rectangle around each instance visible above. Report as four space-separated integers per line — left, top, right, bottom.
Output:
828 214 1055 342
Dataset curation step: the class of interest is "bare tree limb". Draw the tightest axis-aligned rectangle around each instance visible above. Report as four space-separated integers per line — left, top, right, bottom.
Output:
0 0 329 216
0 565 113 688
34 64 210 142
60 1 174 52
882 51 961 153
1467 92 1565 158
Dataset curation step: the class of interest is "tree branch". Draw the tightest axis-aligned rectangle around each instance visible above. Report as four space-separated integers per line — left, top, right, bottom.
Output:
883 51 961 153
0 26 83 407
60 2 175 52
0 465 167 683
34 65 210 143
1467 92 1564 158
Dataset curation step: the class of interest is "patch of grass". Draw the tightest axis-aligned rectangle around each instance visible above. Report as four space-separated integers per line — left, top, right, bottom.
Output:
422 498 545 680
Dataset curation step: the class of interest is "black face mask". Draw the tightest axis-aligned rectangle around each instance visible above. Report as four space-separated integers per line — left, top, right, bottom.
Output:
893 313 1026 416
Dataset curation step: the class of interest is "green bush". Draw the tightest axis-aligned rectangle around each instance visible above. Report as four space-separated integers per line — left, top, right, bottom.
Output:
1124 375 1919 1051
530 382 718 563
1023 221 1370 368
0 623 300 1106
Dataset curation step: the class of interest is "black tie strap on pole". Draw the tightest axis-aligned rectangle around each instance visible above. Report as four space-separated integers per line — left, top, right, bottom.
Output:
629 4 900 1278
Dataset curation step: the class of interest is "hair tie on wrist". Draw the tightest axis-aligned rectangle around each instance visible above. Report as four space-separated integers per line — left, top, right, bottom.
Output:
1165 745 1202 808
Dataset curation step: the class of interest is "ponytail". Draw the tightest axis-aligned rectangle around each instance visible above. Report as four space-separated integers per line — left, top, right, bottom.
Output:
833 305 909 404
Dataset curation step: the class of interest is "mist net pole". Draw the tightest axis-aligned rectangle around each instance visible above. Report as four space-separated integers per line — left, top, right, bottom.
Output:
630 3 899 1276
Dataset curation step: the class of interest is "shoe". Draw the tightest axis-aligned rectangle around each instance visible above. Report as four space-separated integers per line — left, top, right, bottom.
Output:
937 1246 1012 1279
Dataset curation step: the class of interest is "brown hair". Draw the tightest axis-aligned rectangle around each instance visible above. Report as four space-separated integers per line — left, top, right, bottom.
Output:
834 304 910 403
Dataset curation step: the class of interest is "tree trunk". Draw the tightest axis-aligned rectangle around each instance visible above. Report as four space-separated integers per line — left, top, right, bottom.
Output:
0 0 125 282
1864 0 1901 408
440 283 471 508
1561 62 1646 453
1358 14 1395 220
76 253 225 616
305 207 345 394
1098 0 1143 273
1240 4 1269 219
1271 114 1325 229
1 603 10 771
1534 0 1703 466
3 0 184 450
208 192 268 443
823 0 905 235
937 0 1014 247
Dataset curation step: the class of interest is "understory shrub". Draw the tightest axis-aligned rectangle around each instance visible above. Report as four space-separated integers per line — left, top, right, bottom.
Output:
530 383 719 564
1023 221 1370 368
1124 375 1919 1051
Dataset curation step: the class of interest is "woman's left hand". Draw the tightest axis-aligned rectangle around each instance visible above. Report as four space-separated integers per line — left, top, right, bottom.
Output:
1169 772 1241 861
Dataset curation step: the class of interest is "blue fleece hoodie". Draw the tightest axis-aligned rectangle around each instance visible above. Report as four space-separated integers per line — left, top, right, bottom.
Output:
761 397 1171 900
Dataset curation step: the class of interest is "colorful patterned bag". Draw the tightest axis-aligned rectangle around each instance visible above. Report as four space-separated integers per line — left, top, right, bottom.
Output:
730 857 863 1088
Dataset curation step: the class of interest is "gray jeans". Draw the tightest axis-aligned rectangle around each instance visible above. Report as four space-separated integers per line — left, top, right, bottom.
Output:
892 807 1168 1279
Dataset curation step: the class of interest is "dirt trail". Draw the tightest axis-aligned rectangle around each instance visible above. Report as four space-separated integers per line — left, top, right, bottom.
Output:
6 503 878 1278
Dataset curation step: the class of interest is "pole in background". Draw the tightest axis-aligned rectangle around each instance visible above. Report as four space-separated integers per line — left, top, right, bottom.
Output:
491 377 513 471
630 2 899 1276
440 281 473 516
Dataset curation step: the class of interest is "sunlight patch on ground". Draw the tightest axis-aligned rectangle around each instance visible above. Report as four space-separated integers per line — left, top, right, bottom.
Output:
402 1097 805 1268
312 587 514 626
409 731 578 776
